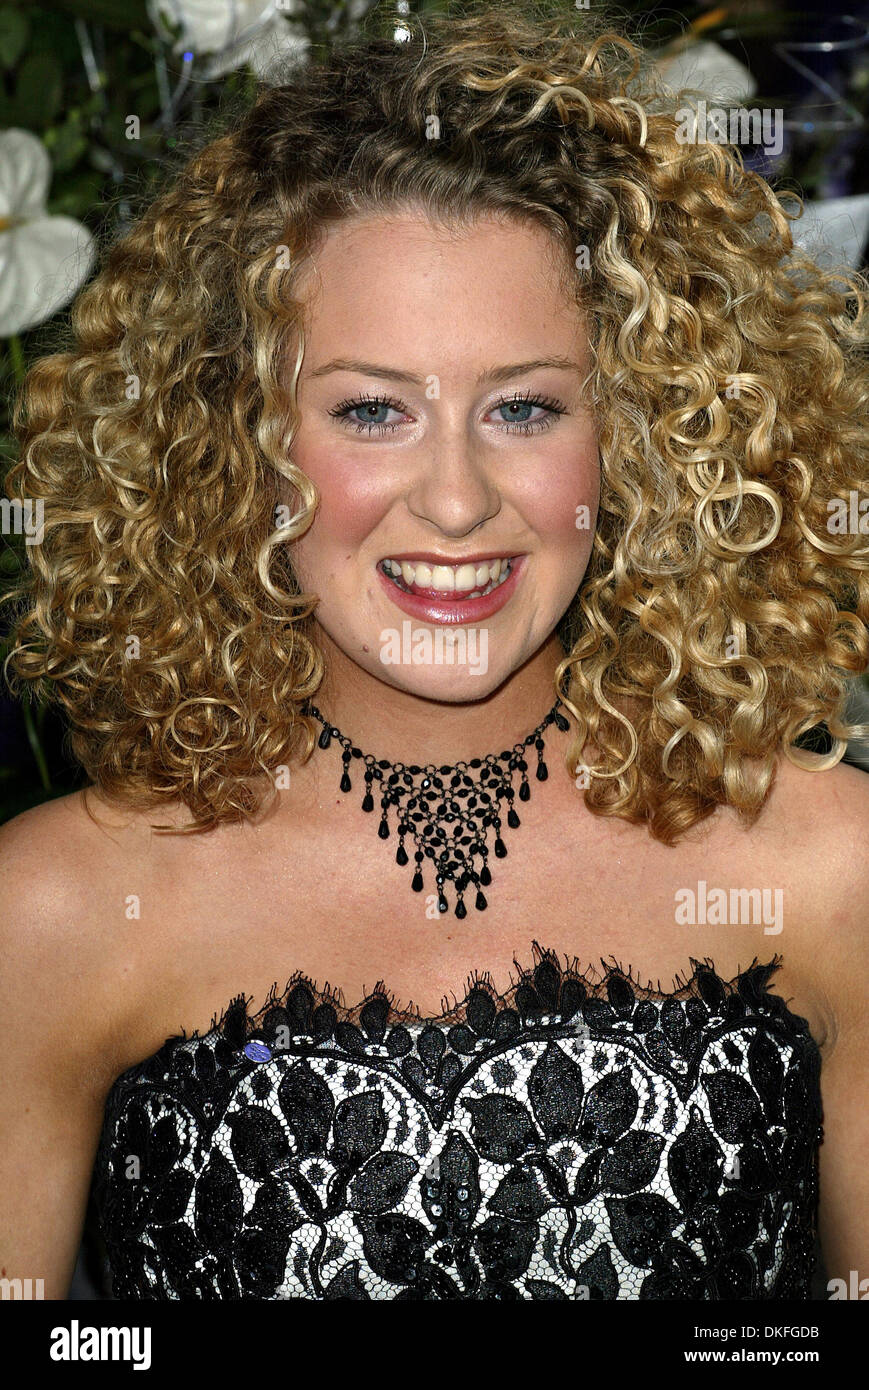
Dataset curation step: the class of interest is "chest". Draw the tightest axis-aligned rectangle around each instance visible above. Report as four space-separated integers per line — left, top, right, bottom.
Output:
112 791 828 1061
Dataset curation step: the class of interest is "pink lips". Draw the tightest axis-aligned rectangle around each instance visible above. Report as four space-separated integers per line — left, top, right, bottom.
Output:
376 557 525 625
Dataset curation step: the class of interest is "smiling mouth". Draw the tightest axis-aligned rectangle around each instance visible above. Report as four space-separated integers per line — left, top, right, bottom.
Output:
379 557 515 599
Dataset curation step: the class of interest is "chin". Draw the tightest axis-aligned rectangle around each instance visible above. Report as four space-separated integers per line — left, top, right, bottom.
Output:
369 662 510 703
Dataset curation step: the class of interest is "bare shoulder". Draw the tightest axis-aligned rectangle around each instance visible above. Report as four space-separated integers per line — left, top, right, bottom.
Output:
766 747 869 832
758 752 869 1040
0 785 161 928
0 788 185 1296
763 751 869 907
0 787 176 1088
0 782 198 890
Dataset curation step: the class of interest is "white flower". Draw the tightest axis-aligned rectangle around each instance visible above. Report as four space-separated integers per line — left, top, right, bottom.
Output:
656 39 757 105
155 0 276 54
0 128 96 337
654 37 869 271
153 0 309 80
791 193 869 271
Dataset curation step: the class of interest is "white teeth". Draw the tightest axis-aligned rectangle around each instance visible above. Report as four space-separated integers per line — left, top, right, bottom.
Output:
382 556 514 596
430 565 456 591
455 564 478 591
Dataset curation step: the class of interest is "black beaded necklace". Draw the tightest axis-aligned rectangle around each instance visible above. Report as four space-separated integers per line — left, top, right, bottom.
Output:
303 698 569 918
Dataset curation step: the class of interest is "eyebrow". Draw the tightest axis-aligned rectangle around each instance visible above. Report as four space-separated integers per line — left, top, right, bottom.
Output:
306 356 583 386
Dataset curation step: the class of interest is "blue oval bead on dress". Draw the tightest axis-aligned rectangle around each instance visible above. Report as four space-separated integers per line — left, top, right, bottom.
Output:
96 947 822 1300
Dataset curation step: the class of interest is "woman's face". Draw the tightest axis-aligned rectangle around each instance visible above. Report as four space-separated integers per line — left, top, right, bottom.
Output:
288 209 600 701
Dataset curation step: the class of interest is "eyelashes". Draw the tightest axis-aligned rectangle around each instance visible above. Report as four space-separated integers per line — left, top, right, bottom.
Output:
327 388 567 437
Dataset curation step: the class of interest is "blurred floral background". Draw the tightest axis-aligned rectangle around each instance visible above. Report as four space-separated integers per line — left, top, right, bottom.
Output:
1 0 869 830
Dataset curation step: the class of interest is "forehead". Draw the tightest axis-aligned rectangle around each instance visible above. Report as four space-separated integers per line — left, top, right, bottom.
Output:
295 209 586 367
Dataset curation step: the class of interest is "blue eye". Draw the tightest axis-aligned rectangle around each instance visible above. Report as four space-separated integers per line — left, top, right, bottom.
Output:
496 399 539 425
329 390 565 436
349 400 398 428
328 393 408 434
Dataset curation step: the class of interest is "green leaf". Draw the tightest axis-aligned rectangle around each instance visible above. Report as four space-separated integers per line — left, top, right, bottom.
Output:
0 6 29 68
46 169 104 218
43 117 88 173
21 696 52 792
13 50 64 129
27 0 149 29
111 72 162 122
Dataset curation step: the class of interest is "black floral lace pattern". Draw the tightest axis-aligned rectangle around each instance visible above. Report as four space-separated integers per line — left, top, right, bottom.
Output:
92 947 822 1300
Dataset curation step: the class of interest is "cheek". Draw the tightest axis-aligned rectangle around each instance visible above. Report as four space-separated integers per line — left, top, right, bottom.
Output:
294 443 395 556
515 447 600 549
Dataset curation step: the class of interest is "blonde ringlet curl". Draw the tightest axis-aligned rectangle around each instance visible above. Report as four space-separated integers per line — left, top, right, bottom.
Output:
3 0 868 843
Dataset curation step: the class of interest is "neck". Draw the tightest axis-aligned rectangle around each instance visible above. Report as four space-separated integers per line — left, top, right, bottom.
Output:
308 627 570 767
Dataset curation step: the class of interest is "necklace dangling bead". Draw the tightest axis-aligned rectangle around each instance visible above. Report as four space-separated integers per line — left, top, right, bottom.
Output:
304 697 568 917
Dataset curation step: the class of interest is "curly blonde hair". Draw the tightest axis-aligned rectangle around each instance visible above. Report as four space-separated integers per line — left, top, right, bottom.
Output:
4 0 869 844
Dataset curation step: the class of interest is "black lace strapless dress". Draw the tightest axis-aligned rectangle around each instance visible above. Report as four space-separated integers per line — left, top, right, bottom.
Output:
91 948 823 1300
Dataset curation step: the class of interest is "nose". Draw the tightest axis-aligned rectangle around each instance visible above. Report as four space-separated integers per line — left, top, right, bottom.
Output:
405 434 501 538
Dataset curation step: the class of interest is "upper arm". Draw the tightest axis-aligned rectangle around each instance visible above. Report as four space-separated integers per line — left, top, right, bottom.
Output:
0 799 122 1299
817 994 869 1291
800 761 869 1288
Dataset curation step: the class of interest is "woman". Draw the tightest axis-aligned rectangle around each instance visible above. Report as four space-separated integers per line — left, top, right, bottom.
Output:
1 2 867 1302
